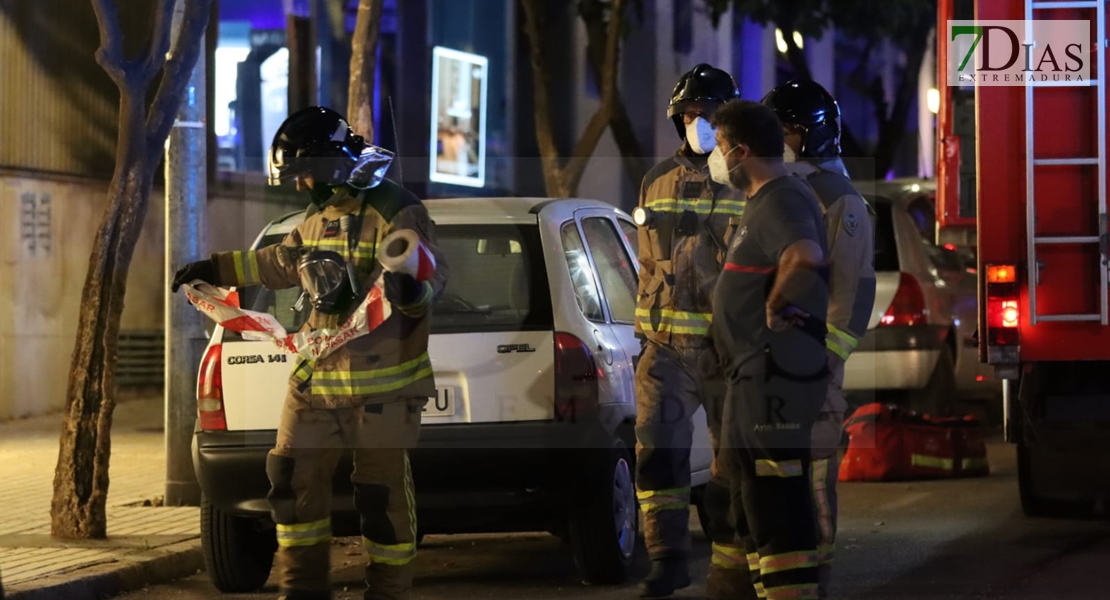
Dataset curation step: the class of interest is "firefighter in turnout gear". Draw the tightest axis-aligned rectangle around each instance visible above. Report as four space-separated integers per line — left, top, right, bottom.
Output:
632 64 750 599
763 79 877 599
171 107 449 600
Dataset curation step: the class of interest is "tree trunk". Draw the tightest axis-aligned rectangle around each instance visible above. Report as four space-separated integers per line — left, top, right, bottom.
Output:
520 0 569 196
287 13 317 114
52 0 213 540
348 0 383 140
520 0 625 198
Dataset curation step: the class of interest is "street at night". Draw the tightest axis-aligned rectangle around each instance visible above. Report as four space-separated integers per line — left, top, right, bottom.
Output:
5 1 1110 600
120 438 1110 600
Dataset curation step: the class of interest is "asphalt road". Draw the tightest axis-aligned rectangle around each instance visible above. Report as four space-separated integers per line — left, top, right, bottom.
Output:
123 438 1110 600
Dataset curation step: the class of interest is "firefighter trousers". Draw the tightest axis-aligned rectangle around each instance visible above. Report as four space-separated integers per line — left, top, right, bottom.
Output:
266 386 424 600
717 346 828 600
634 342 728 562
810 358 846 600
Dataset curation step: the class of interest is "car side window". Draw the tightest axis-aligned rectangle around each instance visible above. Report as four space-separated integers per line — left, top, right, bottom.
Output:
618 217 639 259
581 217 638 324
561 221 605 321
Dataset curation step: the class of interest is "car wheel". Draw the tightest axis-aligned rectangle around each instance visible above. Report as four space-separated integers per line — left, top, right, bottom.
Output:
567 438 639 585
907 345 957 417
200 498 277 593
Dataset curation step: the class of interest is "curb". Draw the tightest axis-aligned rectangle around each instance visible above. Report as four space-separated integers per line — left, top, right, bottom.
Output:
7 539 203 600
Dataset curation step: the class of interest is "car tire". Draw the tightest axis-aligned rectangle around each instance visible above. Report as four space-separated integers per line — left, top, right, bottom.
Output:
907 345 958 417
566 438 639 585
200 498 277 593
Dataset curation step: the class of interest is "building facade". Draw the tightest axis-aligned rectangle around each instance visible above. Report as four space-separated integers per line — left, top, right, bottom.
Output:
0 0 932 420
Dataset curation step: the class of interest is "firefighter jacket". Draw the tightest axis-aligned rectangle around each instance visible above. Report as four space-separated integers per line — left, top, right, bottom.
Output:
634 146 747 350
788 157 877 364
209 180 449 409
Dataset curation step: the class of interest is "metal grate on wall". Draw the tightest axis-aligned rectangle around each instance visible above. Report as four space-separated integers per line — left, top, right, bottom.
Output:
117 330 165 388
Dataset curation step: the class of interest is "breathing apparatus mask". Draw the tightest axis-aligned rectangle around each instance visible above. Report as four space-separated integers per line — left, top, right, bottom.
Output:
295 249 364 315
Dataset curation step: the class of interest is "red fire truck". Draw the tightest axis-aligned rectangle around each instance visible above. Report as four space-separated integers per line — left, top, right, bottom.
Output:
938 0 1110 517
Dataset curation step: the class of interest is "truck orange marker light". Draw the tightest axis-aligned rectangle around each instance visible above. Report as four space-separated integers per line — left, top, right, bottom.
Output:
987 265 1016 284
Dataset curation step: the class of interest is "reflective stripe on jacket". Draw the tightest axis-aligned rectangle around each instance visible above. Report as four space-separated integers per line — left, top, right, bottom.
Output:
791 157 876 367
634 146 748 349
210 180 449 409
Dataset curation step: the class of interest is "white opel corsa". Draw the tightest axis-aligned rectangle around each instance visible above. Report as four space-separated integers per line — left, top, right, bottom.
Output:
191 197 715 593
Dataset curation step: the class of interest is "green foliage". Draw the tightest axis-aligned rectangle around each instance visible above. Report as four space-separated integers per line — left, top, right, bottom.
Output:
703 0 936 50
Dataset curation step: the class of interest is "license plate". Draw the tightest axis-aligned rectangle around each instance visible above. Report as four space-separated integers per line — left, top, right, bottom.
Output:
424 386 455 416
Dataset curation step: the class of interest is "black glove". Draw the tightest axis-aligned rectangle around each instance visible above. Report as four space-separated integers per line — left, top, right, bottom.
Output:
171 259 216 293
382 270 424 306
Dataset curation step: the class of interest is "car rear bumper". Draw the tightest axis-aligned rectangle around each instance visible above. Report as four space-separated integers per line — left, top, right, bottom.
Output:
192 415 622 534
841 325 945 391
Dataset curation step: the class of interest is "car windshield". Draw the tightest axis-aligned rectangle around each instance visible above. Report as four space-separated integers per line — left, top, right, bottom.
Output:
232 223 553 336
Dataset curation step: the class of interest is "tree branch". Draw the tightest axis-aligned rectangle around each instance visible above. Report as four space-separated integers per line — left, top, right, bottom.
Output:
581 0 648 192
520 0 566 196
563 0 625 193
145 0 215 150
138 0 177 83
89 0 127 86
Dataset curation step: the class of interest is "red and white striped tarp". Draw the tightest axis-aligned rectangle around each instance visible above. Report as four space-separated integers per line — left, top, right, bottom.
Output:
181 280 390 361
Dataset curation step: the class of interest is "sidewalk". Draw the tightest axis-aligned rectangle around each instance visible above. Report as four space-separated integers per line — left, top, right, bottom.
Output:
0 398 203 599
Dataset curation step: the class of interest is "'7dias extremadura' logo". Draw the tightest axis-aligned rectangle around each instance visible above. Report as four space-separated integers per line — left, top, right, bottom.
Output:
946 20 1090 86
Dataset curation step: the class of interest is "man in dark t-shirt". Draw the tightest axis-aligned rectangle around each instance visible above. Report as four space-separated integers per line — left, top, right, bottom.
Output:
705 99 830 600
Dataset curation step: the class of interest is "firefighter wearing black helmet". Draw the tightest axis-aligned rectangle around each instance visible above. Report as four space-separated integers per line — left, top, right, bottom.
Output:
631 64 750 599
762 80 876 600
171 106 449 600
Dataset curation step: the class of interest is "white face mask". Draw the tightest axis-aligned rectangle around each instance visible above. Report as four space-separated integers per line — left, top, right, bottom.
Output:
686 117 718 155
708 145 737 187
783 143 797 163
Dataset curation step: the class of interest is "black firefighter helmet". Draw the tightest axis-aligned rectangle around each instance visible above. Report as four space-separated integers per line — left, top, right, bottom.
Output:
667 63 741 140
268 106 367 186
761 79 842 158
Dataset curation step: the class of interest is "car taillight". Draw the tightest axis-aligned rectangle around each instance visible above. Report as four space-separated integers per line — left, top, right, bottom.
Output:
985 263 1020 350
197 344 227 431
553 332 599 423
879 272 928 327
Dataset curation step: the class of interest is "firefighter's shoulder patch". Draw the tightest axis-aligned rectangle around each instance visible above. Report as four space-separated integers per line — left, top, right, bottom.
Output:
731 226 748 251
843 211 860 237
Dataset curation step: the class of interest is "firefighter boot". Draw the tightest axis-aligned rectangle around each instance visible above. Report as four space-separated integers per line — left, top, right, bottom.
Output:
364 562 413 600
639 558 691 598
705 562 759 600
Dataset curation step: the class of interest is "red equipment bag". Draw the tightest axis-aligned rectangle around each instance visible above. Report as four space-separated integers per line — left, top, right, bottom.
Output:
838 403 990 482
